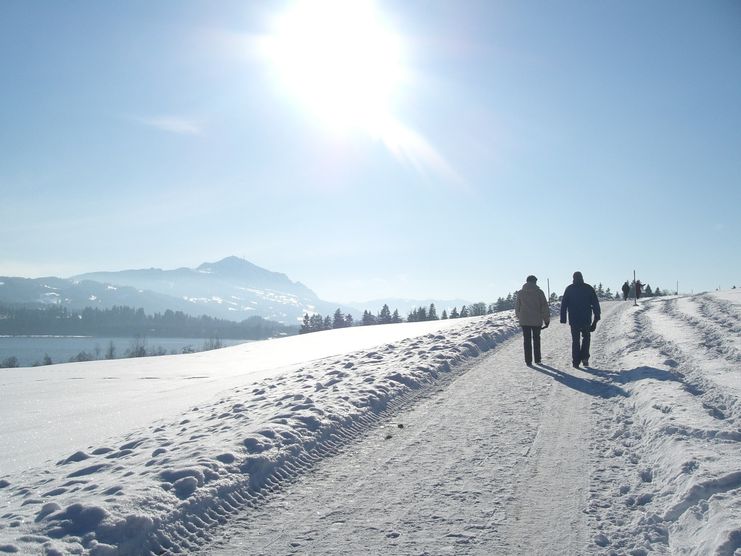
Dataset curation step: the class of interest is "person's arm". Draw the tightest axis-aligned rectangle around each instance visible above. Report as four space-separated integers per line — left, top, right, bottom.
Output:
515 291 521 320
540 290 550 326
592 289 601 321
590 288 601 331
560 288 569 323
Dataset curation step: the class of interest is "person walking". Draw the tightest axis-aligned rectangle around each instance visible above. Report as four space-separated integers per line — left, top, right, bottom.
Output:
635 280 643 299
515 275 550 366
560 271 601 368
621 281 630 301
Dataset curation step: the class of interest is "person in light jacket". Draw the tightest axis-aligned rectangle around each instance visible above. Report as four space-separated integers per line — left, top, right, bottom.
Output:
515 275 550 366
560 271 601 368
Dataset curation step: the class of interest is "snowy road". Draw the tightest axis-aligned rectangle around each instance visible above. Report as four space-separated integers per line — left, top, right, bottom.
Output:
201 310 613 555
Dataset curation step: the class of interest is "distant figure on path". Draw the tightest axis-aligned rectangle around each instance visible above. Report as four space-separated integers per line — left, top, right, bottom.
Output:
515 275 550 366
560 271 601 368
635 280 643 299
621 281 630 301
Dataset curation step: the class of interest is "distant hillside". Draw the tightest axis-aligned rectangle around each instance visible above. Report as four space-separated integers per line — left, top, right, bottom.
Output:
72 256 356 323
0 276 200 316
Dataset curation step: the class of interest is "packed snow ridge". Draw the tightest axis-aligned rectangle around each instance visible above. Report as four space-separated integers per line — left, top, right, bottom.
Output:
1 291 740 555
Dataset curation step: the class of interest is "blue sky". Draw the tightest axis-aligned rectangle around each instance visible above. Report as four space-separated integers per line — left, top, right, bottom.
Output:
1 0 739 303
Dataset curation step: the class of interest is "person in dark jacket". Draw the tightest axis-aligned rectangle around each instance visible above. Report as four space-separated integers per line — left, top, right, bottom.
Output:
635 280 643 299
621 281 630 301
560 271 601 368
515 275 550 366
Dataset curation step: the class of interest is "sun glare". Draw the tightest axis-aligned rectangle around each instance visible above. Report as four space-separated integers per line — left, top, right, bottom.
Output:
262 0 405 133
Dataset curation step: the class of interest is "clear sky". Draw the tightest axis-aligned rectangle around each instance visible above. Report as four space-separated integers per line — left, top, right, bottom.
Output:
1 0 739 303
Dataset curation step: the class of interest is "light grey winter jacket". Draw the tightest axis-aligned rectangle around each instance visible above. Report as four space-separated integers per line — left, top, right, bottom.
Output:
515 282 550 327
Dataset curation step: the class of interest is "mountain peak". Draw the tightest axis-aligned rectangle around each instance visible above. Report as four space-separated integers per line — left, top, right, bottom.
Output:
196 256 277 279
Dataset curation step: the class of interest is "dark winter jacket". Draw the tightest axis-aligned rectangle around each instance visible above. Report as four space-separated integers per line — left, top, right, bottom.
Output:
560 278 601 328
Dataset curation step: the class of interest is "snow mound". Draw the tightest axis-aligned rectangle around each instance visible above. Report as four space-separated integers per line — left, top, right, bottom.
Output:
587 293 741 555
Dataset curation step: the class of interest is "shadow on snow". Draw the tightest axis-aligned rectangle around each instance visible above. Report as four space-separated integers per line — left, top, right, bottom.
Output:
531 364 629 399
586 365 682 385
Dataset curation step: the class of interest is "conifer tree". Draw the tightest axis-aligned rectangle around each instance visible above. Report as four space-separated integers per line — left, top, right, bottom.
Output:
428 303 438 320
345 313 354 327
323 315 333 330
310 314 324 332
450 307 459 319
362 310 376 326
333 309 345 329
300 314 311 334
460 305 470 318
378 304 392 324
441 309 448 320
391 309 402 323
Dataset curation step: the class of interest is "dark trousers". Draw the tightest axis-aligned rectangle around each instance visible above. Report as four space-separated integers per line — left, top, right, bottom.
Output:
521 326 541 364
570 325 591 365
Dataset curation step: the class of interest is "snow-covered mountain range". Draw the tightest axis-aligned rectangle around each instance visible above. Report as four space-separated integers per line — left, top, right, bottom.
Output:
0 257 475 325
0 257 353 324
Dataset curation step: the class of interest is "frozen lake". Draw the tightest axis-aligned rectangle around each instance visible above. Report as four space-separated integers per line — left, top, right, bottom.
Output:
0 335 248 367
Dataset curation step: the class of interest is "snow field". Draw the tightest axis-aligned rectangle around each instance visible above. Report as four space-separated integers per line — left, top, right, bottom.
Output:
1 292 739 555
0 313 519 555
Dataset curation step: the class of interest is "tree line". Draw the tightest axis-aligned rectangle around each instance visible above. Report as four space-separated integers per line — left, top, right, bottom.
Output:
0 304 297 339
301 301 508 334
299 279 672 335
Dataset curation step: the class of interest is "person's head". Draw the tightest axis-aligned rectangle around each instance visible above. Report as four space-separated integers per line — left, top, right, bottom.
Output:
526 275 537 284
573 271 584 284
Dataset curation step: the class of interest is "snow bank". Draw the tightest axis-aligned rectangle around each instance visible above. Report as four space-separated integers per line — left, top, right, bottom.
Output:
0 316 477 476
588 293 741 556
0 313 518 555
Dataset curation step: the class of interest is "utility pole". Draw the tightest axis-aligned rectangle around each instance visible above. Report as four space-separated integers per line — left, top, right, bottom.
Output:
547 278 551 303
634 269 638 306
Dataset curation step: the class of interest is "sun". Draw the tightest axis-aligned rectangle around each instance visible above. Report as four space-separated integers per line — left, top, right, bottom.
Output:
261 0 405 134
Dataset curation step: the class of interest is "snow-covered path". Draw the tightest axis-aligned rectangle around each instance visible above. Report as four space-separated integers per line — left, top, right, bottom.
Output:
201 312 608 555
